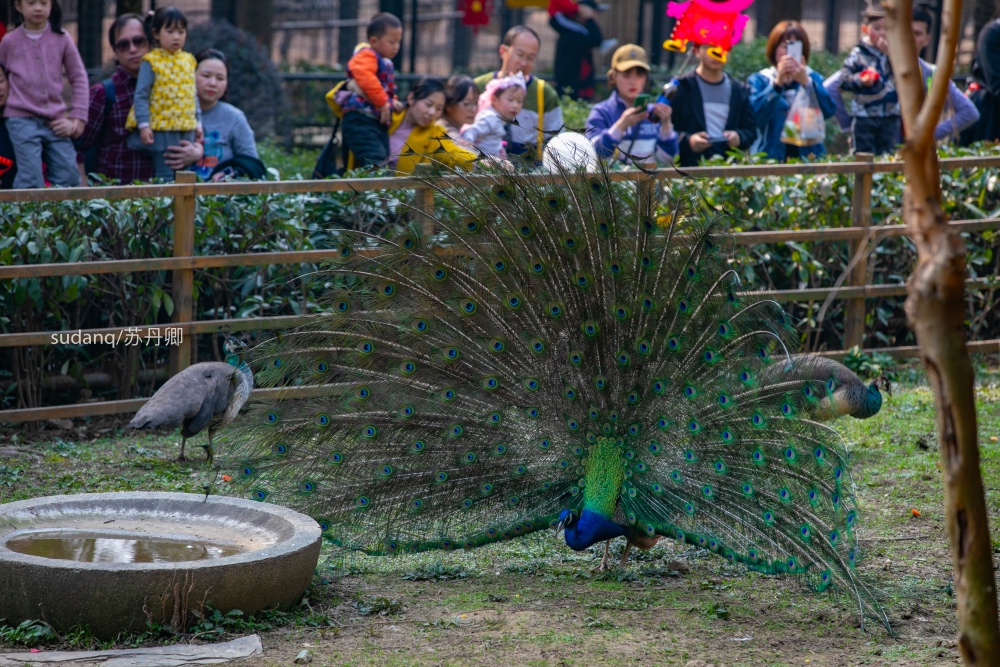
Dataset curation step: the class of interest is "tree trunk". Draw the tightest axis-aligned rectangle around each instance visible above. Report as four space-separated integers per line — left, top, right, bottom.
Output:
972 0 999 41
116 0 142 16
883 0 1000 662
765 0 802 30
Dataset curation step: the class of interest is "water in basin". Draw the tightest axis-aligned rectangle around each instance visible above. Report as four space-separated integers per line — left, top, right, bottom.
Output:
5 532 243 563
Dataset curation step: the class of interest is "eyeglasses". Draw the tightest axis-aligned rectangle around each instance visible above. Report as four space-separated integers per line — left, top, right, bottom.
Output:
114 36 148 52
459 100 477 110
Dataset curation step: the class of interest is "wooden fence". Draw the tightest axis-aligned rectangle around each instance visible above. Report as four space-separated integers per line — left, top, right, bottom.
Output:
2 155 1000 424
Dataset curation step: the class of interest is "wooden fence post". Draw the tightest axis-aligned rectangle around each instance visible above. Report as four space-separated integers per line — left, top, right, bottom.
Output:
413 163 435 240
637 163 657 221
844 152 874 350
169 172 196 376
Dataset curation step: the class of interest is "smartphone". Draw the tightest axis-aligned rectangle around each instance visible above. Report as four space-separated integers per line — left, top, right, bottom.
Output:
634 93 650 108
215 166 238 181
786 40 803 63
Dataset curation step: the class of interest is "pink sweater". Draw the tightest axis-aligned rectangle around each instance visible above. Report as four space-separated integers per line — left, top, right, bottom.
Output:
0 25 89 121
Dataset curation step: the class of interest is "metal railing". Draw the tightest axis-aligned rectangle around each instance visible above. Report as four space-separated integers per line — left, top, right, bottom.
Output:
2 154 1000 423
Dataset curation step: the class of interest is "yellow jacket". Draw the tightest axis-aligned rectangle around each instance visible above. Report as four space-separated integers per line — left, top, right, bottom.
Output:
345 111 476 174
126 48 197 131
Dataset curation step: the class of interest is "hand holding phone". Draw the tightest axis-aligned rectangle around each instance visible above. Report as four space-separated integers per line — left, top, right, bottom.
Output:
633 93 650 108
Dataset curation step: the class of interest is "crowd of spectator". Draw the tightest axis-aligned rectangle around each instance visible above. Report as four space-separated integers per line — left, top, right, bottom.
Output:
0 0 998 189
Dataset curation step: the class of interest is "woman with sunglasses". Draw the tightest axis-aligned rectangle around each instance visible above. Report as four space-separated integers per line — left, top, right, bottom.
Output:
76 13 202 182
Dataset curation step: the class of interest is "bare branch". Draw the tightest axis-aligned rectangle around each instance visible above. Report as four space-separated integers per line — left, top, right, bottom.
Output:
883 0 926 144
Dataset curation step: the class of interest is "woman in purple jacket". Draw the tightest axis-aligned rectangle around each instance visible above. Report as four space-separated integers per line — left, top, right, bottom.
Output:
585 44 677 166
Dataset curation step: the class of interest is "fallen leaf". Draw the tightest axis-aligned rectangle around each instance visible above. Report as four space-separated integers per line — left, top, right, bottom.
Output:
911 508 921 517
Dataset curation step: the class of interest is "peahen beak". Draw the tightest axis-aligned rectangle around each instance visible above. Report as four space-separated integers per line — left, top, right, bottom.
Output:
554 519 566 541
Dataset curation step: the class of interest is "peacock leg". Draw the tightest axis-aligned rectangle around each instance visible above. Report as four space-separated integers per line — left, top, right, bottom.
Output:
619 541 633 568
177 437 187 462
597 541 611 571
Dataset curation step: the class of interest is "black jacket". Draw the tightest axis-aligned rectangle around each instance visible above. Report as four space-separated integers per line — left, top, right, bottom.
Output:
550 14 602 101
671 70 756 167
961 19 1000 144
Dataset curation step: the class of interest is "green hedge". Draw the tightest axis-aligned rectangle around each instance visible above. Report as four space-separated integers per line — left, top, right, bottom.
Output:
1 144 998 410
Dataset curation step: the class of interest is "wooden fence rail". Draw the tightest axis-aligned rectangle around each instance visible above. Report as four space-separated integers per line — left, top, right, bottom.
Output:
2 154 1000 423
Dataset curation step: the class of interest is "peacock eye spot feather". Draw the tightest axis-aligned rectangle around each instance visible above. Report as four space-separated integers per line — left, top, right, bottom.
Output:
462 299 477 314
492 259 507 272
642 297 654 311
379 465 394 477
413 319 428 333
272 359 282 368
548 303 562 317
240 466 255 477
608 410 619 422
488 412 502 424
678 299 689 312
531 260 544 274
638 340 651 354
532 340 545 353
627 391 639 404
441 388 456 401
361 424 375 437
563 235 577 249
335 300 350 313
272 443 287 456
461 499 473 509
526 407 540 418
329 452 344 464
618 352 630 366
589 407 599 419
491 339 505 353
265 412 278 424
564 387 577 400
435 472 448 483
668 338 679 350
411 440 425 453
566 418 579 431
316 414 330 427
538 438 552 450
380 283 396 297
494 444 507 455
628 423 640 436
400 361 416 374
252 490 268 501
356 496 370 508
465 219 480 233
450 424 464 437
569 351 583 365
506 294 522 309
610 262 622 275
575 273 589 287
355 386 370 399
520 224 533 237
483 377 498 390
443 347 459 360
595 375 607 390
648 442 661 454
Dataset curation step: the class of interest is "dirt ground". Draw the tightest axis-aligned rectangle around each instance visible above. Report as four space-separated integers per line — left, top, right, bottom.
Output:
3 370 1000 666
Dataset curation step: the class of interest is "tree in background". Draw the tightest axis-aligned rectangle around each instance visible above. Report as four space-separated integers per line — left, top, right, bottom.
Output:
187 21 287 139
883 0 1000 662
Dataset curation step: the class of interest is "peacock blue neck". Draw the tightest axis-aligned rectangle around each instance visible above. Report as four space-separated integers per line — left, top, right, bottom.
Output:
850 382 883 419
564 508 626 550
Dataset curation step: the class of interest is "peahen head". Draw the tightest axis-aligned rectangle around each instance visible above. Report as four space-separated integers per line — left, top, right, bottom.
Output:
555 508 626 551
224 337 249 366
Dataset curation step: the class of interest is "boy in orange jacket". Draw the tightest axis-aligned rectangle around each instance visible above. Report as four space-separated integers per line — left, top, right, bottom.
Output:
341 13 403 169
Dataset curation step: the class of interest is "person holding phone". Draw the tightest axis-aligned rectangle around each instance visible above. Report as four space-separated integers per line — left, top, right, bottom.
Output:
585 44 677 166
670 42 756 167
747 21 836 161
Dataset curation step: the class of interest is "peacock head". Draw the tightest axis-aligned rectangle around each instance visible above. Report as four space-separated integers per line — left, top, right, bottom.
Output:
870 376 892 398
555 508 625 551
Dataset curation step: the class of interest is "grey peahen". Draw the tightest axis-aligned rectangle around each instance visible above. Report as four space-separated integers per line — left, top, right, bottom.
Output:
219 163 887 626
764 356 890 421
129 338 253 463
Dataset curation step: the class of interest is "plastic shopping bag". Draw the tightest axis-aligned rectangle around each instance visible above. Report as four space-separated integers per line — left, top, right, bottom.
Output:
781 84 825 146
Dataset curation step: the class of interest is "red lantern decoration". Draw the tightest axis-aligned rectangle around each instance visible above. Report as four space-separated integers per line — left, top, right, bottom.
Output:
461 0 493 32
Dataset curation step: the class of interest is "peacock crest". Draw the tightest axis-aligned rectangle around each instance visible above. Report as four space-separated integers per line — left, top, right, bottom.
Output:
219 161 886 628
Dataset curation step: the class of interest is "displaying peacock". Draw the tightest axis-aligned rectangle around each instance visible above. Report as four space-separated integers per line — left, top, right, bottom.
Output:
219 162 886 627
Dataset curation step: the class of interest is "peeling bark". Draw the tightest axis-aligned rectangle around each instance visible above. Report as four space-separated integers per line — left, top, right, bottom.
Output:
883 0 1000 662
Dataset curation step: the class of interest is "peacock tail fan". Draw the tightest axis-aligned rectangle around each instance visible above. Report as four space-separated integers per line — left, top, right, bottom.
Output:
218 160 888 630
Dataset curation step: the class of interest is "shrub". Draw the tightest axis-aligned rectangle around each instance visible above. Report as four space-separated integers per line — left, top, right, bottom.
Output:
186 21 287 139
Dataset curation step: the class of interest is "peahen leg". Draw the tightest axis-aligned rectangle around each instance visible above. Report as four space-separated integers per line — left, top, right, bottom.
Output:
597 541 611 571
619 541 633 568
177 436 187 462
